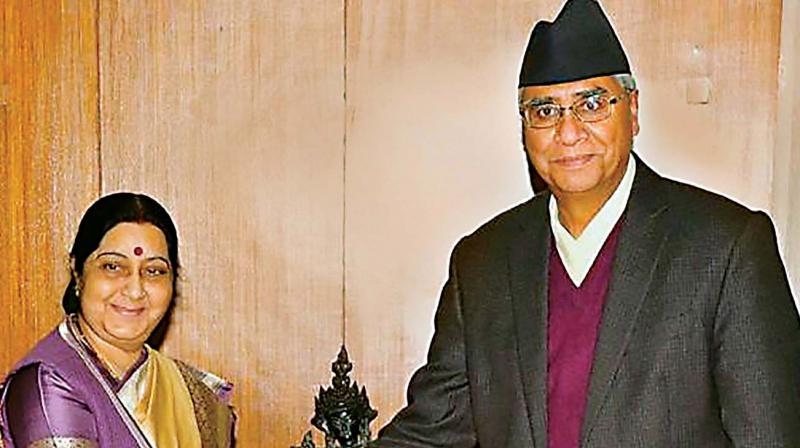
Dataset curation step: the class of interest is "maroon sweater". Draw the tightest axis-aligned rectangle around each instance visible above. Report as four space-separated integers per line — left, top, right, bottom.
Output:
547 220 623 448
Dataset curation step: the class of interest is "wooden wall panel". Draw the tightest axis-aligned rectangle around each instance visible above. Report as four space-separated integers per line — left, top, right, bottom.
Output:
772 0 800 301
98 1 344 445
344 0 784 429
0 1 99 373
618 0 782 211
344 0 535 430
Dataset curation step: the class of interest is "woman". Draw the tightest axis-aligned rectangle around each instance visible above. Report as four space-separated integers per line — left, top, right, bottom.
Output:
0 193 235 447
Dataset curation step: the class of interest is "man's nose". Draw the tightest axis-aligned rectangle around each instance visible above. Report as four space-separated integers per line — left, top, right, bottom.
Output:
554 110 588 146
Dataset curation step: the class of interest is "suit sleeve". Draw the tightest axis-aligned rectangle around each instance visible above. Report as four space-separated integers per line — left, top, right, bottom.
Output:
374 243 478 447
713 211 800 445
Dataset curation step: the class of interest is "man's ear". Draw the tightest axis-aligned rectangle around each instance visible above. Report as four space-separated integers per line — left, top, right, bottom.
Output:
629 89 640 137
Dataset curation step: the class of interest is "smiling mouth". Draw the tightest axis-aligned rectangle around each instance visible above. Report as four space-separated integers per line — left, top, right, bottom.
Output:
110 304 145 316
552 154 596 168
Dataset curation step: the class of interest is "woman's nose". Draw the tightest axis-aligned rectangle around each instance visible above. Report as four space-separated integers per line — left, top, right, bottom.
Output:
124 273 147 300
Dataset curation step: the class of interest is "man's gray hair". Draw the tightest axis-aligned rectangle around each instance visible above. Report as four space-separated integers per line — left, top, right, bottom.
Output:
613 73 637 92
517 73 637 103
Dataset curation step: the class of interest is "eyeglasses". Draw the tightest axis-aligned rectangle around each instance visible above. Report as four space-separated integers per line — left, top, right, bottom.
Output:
518 93 627 129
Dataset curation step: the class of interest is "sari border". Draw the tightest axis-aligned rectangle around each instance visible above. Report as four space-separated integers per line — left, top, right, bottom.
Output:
0 379 7 448
27 436 98 448
174 361 236 448
58 319 153 448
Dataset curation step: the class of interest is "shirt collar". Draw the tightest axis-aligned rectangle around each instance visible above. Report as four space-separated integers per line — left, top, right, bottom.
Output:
548 153 636 287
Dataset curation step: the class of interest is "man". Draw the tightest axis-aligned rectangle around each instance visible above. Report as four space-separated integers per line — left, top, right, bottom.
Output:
374 0 800 446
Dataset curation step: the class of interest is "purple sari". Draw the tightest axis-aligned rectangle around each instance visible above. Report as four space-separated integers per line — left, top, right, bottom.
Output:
0 319 235 448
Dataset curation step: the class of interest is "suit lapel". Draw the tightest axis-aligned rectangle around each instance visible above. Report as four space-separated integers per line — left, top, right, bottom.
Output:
580 161 671 444
508 195 551 448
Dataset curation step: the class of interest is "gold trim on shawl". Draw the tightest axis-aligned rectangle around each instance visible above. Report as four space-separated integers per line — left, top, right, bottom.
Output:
133 348 202 447
26 437 97 448
175 361 236 448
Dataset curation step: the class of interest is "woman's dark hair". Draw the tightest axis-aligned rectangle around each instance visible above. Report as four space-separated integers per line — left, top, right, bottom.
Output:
62 192 181 345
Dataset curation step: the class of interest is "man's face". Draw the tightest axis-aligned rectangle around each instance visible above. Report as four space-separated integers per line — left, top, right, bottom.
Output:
520 75 639 201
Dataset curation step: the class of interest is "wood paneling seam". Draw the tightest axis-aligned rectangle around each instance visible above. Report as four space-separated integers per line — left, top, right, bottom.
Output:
94 0 103 195
342 0 349 346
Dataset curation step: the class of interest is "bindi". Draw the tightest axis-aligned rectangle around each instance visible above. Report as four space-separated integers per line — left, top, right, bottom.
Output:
133 246 144 256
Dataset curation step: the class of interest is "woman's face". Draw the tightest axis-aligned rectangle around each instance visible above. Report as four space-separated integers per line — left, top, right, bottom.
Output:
77 222 174 352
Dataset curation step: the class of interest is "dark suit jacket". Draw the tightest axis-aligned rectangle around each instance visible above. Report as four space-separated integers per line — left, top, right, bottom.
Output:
375 160 800 447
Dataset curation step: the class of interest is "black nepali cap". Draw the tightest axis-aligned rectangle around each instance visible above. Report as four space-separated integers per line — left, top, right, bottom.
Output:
518 0 630 87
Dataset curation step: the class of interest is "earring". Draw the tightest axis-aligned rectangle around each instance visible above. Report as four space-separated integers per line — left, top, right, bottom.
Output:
74 282 81 297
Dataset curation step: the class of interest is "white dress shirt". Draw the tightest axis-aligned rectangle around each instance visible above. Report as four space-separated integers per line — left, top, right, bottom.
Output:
548 154 636 287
